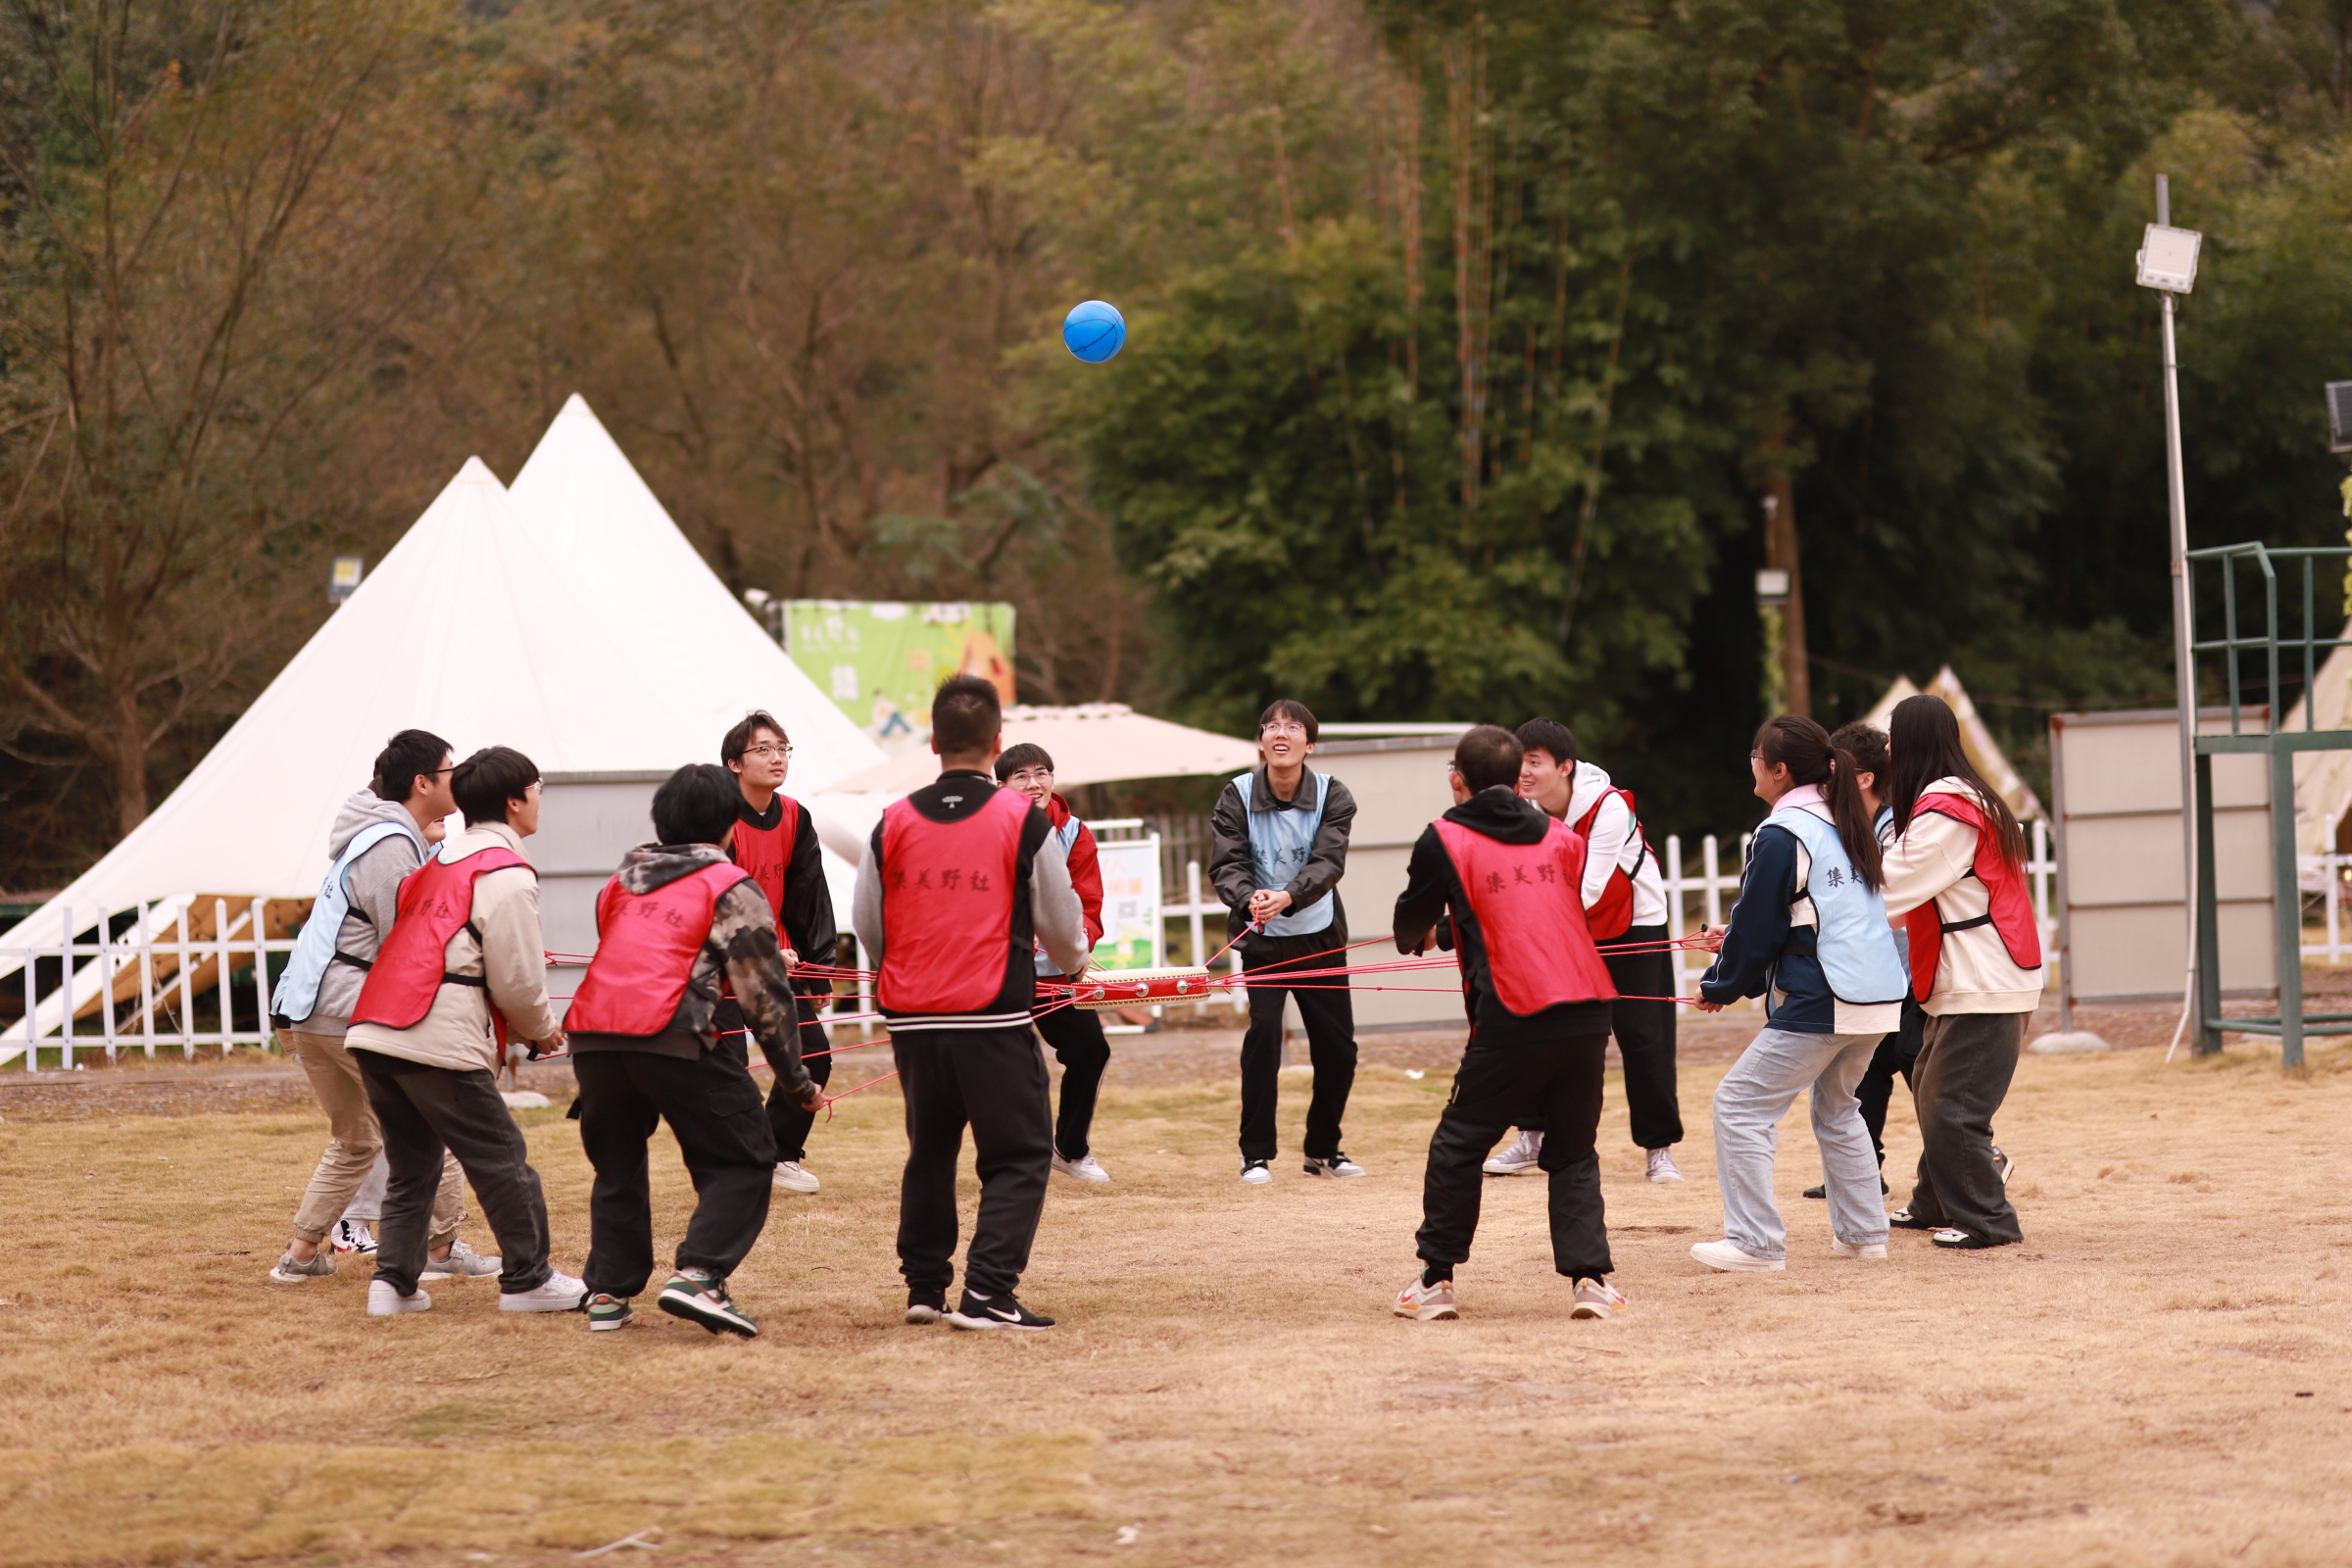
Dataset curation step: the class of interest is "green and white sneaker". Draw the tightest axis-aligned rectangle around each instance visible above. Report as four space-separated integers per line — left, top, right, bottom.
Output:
658 1271 759 1338
585 1293 635 1332
419 1238 502 1282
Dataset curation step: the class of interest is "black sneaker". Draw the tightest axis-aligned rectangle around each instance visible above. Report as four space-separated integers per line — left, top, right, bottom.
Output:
1803 1177 1888 1200
657 1271 759 1338
946 1288 1054 1331
1887 1206 1937 1231
1993 1147 2015 1186
906 1289 948 1325
1931 1227 2007 1250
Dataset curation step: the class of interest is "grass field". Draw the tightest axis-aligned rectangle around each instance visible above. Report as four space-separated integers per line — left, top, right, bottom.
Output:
3 1030 2351 1567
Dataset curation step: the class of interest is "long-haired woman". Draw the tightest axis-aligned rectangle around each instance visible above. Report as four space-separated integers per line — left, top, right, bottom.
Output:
1688 715 1911 1272
1879 694 2043 1250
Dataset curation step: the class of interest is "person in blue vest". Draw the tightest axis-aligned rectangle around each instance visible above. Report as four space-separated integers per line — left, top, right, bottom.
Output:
1689 715 1907 1273
266 729 493 1288
1208 699 1364 1185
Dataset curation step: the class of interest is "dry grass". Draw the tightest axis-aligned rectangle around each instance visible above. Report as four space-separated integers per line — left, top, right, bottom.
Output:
4 1033 2352 1567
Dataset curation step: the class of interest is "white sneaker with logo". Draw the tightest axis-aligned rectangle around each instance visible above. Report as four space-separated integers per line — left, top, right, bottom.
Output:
330 1218 377 1254
772 1161 820 1195
1483 1129 1544 1176
1052 1150 1111 1184
1394 1274 1458 1321
499 1269 588 1314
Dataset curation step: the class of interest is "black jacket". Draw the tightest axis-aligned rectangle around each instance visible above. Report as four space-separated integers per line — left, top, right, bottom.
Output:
1208 764 1355 950
1394 787 1614 1046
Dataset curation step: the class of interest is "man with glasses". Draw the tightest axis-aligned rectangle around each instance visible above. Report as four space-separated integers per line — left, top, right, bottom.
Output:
719 710 839 1195
1208 699 1365 1185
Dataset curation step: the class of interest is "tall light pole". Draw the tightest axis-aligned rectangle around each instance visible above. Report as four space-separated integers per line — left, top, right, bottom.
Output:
2136 174 2202 1054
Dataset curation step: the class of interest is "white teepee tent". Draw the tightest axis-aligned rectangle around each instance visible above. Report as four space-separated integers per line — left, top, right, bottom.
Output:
0 459 723 1032
506 395 881 792
1864 665 2046 820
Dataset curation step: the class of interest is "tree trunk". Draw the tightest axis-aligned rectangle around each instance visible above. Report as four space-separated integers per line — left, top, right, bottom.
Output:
1763 473 1810 717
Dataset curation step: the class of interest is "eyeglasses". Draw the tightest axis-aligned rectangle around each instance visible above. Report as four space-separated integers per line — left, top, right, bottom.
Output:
1262 722 1308 738
744 743 794 760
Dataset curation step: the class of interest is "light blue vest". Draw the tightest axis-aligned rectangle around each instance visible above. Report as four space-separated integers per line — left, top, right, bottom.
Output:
1231 768 1336 937
270 818 426 1024
1771 801 1908 1004
1035 814 1088 976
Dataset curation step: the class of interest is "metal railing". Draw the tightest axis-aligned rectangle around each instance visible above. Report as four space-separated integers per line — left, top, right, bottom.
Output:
2185 542 2352 734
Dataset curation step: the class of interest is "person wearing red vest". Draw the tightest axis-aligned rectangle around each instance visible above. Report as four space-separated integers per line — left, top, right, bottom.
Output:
852 675 1089 1331
718 710 838 1196
1388 726 1626 1324
995 742 1113 1183
1878 695 2044 1250
1489 719 1685 1184
345 747 585 1319
565 763 821 1338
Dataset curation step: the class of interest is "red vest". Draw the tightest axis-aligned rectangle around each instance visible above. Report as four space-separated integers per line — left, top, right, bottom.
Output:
351 845 531 1031
1571 786 1652 941
1434 817 1618 1015
878 786 1030 1015
564 862 751 1036
1902 791 2042 1003
730 795 800 923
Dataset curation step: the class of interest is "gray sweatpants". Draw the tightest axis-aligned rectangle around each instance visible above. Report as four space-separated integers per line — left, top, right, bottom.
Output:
1905 1011 2027 1245
1711 1026 1887 1260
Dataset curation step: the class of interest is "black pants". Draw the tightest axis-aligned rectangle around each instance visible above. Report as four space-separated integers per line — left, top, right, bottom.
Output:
1034 1004 1110 1159
1418 1032 1613 1279
573 1045 777 1298
718 995 835 1164
894 1027 1054 1298
1855 996 1927 1165
1905 1011 2027 1245
358 1057 552 1297
1519 925 1682 1149
1238 944 1358 1161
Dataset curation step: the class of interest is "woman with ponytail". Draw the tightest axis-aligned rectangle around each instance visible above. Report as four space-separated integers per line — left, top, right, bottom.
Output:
1879 694 2043 1251
1687 715 1911 1273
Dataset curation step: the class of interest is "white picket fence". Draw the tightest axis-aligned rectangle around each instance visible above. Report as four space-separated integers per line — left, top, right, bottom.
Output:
2 822 2065 1066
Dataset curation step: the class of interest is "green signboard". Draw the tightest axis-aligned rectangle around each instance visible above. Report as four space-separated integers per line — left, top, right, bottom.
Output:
782 601 1016 750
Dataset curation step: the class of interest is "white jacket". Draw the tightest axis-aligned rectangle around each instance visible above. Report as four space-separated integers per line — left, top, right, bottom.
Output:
1880 778 2044 1016
1563 761 1669 928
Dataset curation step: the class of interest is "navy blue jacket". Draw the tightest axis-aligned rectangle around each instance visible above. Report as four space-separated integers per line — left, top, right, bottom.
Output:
1698 819 1842 1034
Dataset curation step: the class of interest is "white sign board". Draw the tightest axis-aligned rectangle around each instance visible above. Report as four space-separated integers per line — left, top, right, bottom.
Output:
1090 834 1163 973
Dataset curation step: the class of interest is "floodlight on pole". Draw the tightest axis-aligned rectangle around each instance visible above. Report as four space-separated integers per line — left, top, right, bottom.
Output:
328 555 365 605
2326 382 2352 455
2139 173 2204 1058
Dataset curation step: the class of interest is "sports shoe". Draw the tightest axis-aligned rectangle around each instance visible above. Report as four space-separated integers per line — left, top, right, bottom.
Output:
1052 1149 1111 1184
1931 1228 2004 1250
1303 1152 1366 1179
1571 1277 1628 1318
1804 1176 1889 1200
1483 1129 1544 1176
419 1238 501 1282
1832 1240 1888 1260
500 1269 589 1314
1993 1147 2015 1186
1394 1274 1457 1321
585 1293 634 1331
947 1288 1054 1331
1887 1206 1936 1230
906 1290 948 1325
772 1161 820 1195
269 1249 336 1284
366 1279 431 1316
330 1218 376 1254
658 1271 759 1337
1690 1239 1785 1273
1240 1158 1273 1186
1645 1148 1686 1184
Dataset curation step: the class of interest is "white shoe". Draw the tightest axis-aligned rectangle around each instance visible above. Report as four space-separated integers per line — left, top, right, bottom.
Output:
1645 1148 1686 1184
1571 1277 1628 1318
419 1238 502 1281
772 1161 821 1195
330 1218 377 1254
1483 1129 1544 1176
1394 1274 1457 1321
1831 1240 1889 1260
1052 1150 1111 1184
1303 1153 1366 1179
366 1279 431 1316
1240 1158 1272 1185
1690 1239 1785 1272
498 1269 588 1313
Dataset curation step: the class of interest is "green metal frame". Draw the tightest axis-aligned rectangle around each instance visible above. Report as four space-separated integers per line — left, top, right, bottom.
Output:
2184 542 2352 1065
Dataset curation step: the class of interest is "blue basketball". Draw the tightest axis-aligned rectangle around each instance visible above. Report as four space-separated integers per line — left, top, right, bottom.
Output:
1063 299 1126 364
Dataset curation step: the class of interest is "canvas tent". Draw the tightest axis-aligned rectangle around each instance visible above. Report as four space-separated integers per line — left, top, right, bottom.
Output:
2280 619 2352 856
1864 666 2045 820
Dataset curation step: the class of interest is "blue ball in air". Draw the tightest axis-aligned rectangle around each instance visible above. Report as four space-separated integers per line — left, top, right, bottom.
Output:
1063 299 1126 364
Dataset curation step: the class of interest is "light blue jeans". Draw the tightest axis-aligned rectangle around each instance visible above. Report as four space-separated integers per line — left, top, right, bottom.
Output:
1711 1027 1888 1260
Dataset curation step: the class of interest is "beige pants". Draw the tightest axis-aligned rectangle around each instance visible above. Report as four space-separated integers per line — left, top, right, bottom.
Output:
285 1028 466 1247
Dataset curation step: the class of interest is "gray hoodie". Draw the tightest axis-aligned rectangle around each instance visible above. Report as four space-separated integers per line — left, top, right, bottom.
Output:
300 790 428 1037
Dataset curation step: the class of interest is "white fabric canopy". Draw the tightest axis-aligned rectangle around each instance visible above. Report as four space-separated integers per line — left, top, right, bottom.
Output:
820 703 1258 798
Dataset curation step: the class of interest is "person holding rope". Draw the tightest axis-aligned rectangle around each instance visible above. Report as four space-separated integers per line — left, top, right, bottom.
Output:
716 710 838 1197
1489 719 1686 1185
1878 695 2042 1250
1391 725 1627 1321
1209 699 1365 1185
853 674 1090 1331
995 743 1114 1184
1689 716 1907 1273
564 762 820 1337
